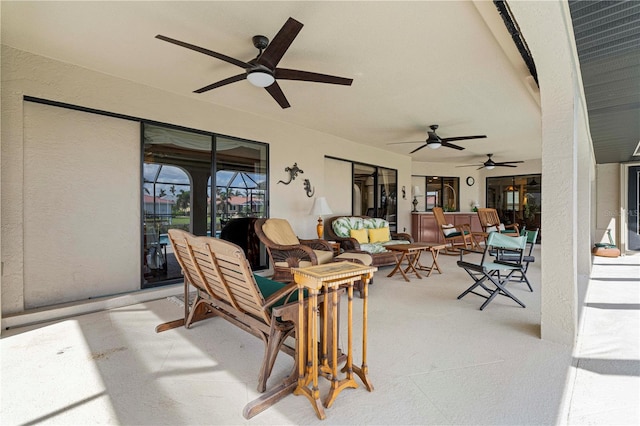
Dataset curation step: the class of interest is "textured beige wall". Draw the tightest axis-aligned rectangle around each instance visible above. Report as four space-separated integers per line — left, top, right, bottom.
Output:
595 164 620 243
1 46 411 313
23 103 140 308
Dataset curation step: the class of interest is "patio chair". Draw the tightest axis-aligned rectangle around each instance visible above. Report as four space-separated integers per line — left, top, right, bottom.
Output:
432 207 479 254
220 217 261 270
456 232 528 310
476 208 519 236
495 227 538 291
254 217 372 283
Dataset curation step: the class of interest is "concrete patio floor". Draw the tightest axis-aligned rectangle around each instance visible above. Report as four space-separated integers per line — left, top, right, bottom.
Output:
1 247 638 425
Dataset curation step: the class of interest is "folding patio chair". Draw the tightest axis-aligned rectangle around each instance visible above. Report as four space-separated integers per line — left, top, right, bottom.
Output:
495 228 538 291
456 232 528 310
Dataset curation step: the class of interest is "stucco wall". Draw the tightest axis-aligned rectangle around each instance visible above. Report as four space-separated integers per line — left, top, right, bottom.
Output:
595 164 621 244
1 46 412 313
509 1 597 346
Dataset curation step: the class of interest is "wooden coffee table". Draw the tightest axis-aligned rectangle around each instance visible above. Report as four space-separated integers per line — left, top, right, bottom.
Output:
385 242 446 282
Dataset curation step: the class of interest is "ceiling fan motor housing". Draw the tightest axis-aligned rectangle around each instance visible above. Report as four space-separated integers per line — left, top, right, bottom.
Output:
252 35 269 50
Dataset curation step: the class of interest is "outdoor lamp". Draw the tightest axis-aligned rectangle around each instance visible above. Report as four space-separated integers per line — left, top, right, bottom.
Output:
309 196 333 239
412 186 422 212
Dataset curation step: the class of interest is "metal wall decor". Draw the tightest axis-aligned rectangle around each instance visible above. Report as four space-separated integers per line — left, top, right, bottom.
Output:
304 179 315 197
278 163 304 185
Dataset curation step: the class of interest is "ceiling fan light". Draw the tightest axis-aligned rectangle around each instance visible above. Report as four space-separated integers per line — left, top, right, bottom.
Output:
485 165 495 170
427 142 442 149
247 70 275 87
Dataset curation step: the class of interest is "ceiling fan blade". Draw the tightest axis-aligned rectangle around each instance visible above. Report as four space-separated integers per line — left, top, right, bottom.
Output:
496 164 518 167
441 141 465 151
265 81 291 109
440 135 487 143
477 166 485 170
193 74 246 93
155 35 251 69
276 68 353 85
386 141 423 145
455 164 483 168
410 144 428 154
495 161 524 165
257 17 303 69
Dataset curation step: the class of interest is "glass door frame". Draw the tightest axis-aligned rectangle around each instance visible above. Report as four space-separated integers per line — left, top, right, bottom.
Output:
141 122 269 288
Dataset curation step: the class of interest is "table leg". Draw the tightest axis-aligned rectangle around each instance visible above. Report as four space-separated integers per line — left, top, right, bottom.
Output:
319 286 330 377
403 251 422 279
324 280 358 408
428 248 442 276
387 252 410 282
416 248 443 277
293 288 325 420
351 272 374 391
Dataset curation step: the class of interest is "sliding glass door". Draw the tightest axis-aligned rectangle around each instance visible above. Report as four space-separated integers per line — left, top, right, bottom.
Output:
486 174 541 241
352 162 397 232
142 123 269 287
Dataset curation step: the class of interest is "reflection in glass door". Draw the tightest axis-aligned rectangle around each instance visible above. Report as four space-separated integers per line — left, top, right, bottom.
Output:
143 123 212 287
423 176 459 211
142 125 270 286
353 164 376 217
352 163 397 232
378 168 397 231
214 137 269 269
486 174 541 241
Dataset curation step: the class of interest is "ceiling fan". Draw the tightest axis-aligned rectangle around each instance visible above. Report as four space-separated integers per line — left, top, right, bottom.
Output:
457 154 524 170
388 125 487 154
156 17 353 109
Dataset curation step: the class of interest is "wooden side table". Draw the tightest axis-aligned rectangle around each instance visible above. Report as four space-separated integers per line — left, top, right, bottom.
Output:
385 243 446 281
413 242 446 276
292 262 377 419
326 240 341 256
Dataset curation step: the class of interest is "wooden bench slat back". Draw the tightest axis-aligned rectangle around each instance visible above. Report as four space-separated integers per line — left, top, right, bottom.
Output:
168 229 271 324
168 230 210 293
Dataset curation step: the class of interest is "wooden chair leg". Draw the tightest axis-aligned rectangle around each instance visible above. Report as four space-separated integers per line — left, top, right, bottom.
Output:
258 325 295 393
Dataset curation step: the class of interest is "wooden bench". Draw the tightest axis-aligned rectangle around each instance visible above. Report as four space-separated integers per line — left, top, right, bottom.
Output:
156 229 341 418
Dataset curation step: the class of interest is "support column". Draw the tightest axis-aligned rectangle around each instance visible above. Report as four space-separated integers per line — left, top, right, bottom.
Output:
509 1 594 346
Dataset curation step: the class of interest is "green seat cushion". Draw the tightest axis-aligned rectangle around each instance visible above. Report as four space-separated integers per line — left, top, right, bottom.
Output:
254 274 305 310
444 231 471 238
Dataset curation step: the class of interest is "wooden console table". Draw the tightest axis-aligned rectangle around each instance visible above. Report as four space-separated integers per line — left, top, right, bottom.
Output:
411 212 482 243
291 262 377 420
